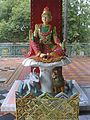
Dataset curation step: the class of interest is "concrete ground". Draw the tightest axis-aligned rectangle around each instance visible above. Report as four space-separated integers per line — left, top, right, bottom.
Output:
0 57 90 120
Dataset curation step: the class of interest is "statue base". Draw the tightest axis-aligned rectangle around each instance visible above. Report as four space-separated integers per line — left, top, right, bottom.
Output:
1 80 89 112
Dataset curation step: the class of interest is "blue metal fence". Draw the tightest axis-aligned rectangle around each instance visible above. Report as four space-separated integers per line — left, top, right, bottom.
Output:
67 43 90 57
0 43 29 57
0 43 90 57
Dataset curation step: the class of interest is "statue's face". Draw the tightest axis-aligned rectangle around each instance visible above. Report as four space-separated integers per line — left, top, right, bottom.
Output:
42 14 51 24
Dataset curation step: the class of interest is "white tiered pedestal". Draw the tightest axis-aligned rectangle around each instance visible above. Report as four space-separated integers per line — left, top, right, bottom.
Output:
22 57 71 93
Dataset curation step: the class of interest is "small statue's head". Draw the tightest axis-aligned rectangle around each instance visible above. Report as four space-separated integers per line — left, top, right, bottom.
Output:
41 7 52 24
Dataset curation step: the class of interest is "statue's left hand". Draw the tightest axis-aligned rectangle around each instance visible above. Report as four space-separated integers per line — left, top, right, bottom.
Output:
40 53 46 58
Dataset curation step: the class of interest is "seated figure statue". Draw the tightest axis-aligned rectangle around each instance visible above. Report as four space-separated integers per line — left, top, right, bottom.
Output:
29 7 66 63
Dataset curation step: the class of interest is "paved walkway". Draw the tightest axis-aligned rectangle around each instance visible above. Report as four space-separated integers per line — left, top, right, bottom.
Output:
0 58 24 90
0 58 23 81
0 57 90 87
63 57 90 85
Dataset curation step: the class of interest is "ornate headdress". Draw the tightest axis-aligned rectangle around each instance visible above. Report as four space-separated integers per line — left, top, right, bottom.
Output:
42 7 52 20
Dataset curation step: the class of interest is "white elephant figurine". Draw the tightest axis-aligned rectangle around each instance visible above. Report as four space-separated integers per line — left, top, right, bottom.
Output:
17 68 40 96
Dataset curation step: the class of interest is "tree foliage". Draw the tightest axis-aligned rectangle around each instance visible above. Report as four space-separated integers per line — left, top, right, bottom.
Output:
0 0 90 43
0 0 30 42
67 0 90 43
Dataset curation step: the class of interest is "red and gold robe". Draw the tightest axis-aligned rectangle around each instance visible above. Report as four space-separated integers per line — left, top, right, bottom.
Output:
29 24 64 57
